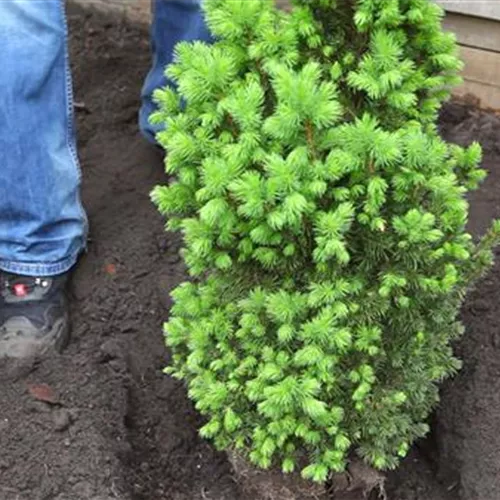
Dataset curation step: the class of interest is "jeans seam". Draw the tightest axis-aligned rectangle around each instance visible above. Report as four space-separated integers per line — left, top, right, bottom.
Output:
60 0 89 247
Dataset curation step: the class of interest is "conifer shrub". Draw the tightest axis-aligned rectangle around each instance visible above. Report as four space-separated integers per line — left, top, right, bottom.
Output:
151 0 500 483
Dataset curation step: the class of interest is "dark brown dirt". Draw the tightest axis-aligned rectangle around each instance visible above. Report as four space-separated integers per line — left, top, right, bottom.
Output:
432 104 500 500
0 5 499 500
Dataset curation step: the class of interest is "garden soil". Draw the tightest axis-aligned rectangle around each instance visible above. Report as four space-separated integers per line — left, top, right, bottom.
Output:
0 5 499 500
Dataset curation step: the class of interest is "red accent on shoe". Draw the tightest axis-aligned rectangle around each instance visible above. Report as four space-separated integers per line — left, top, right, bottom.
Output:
13 283 28 297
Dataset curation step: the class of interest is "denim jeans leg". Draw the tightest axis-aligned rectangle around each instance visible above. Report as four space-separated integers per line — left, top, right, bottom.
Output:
139 0 213 143
0 0 87 277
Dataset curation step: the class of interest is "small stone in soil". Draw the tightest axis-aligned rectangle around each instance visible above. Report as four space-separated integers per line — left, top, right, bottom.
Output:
53 409 73 432
72 480 95 497
69 408 80 421
27 401 52 413
0 418 9 432
99 338 124 362
109 359 126 373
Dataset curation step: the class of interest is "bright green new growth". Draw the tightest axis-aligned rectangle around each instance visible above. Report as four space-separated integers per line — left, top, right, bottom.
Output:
152 0 500 482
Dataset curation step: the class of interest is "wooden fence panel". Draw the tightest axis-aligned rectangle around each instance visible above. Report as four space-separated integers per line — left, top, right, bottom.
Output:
436 1 500 21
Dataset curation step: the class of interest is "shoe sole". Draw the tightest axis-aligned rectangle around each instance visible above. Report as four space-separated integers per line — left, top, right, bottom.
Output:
0 312 70 359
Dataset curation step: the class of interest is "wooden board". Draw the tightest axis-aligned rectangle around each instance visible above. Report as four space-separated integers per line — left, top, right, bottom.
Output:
460 46 500 88
436 1 500 22
455 80 500 110
443 12 500 52
456 45 500 109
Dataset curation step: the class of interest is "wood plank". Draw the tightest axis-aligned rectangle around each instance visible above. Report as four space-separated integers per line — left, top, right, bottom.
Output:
459 45 500 88
436 1 500 22
443 13 500 52
454 80 500 110
452 46 500 109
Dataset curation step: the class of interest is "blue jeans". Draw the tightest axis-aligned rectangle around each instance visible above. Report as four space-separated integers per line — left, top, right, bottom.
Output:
0 0 210 277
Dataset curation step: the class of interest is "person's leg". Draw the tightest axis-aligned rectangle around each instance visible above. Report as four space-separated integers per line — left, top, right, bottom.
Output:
0 0 86 275
139 0 213 143
0 0 86 358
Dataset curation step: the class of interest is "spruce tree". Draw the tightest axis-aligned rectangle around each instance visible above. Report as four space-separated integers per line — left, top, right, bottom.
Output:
151 0 500 484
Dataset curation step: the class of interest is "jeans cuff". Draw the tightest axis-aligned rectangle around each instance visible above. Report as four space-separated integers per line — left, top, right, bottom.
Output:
0 252 80 277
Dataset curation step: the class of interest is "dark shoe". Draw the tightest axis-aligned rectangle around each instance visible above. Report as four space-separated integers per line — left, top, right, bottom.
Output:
0 272 70 359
